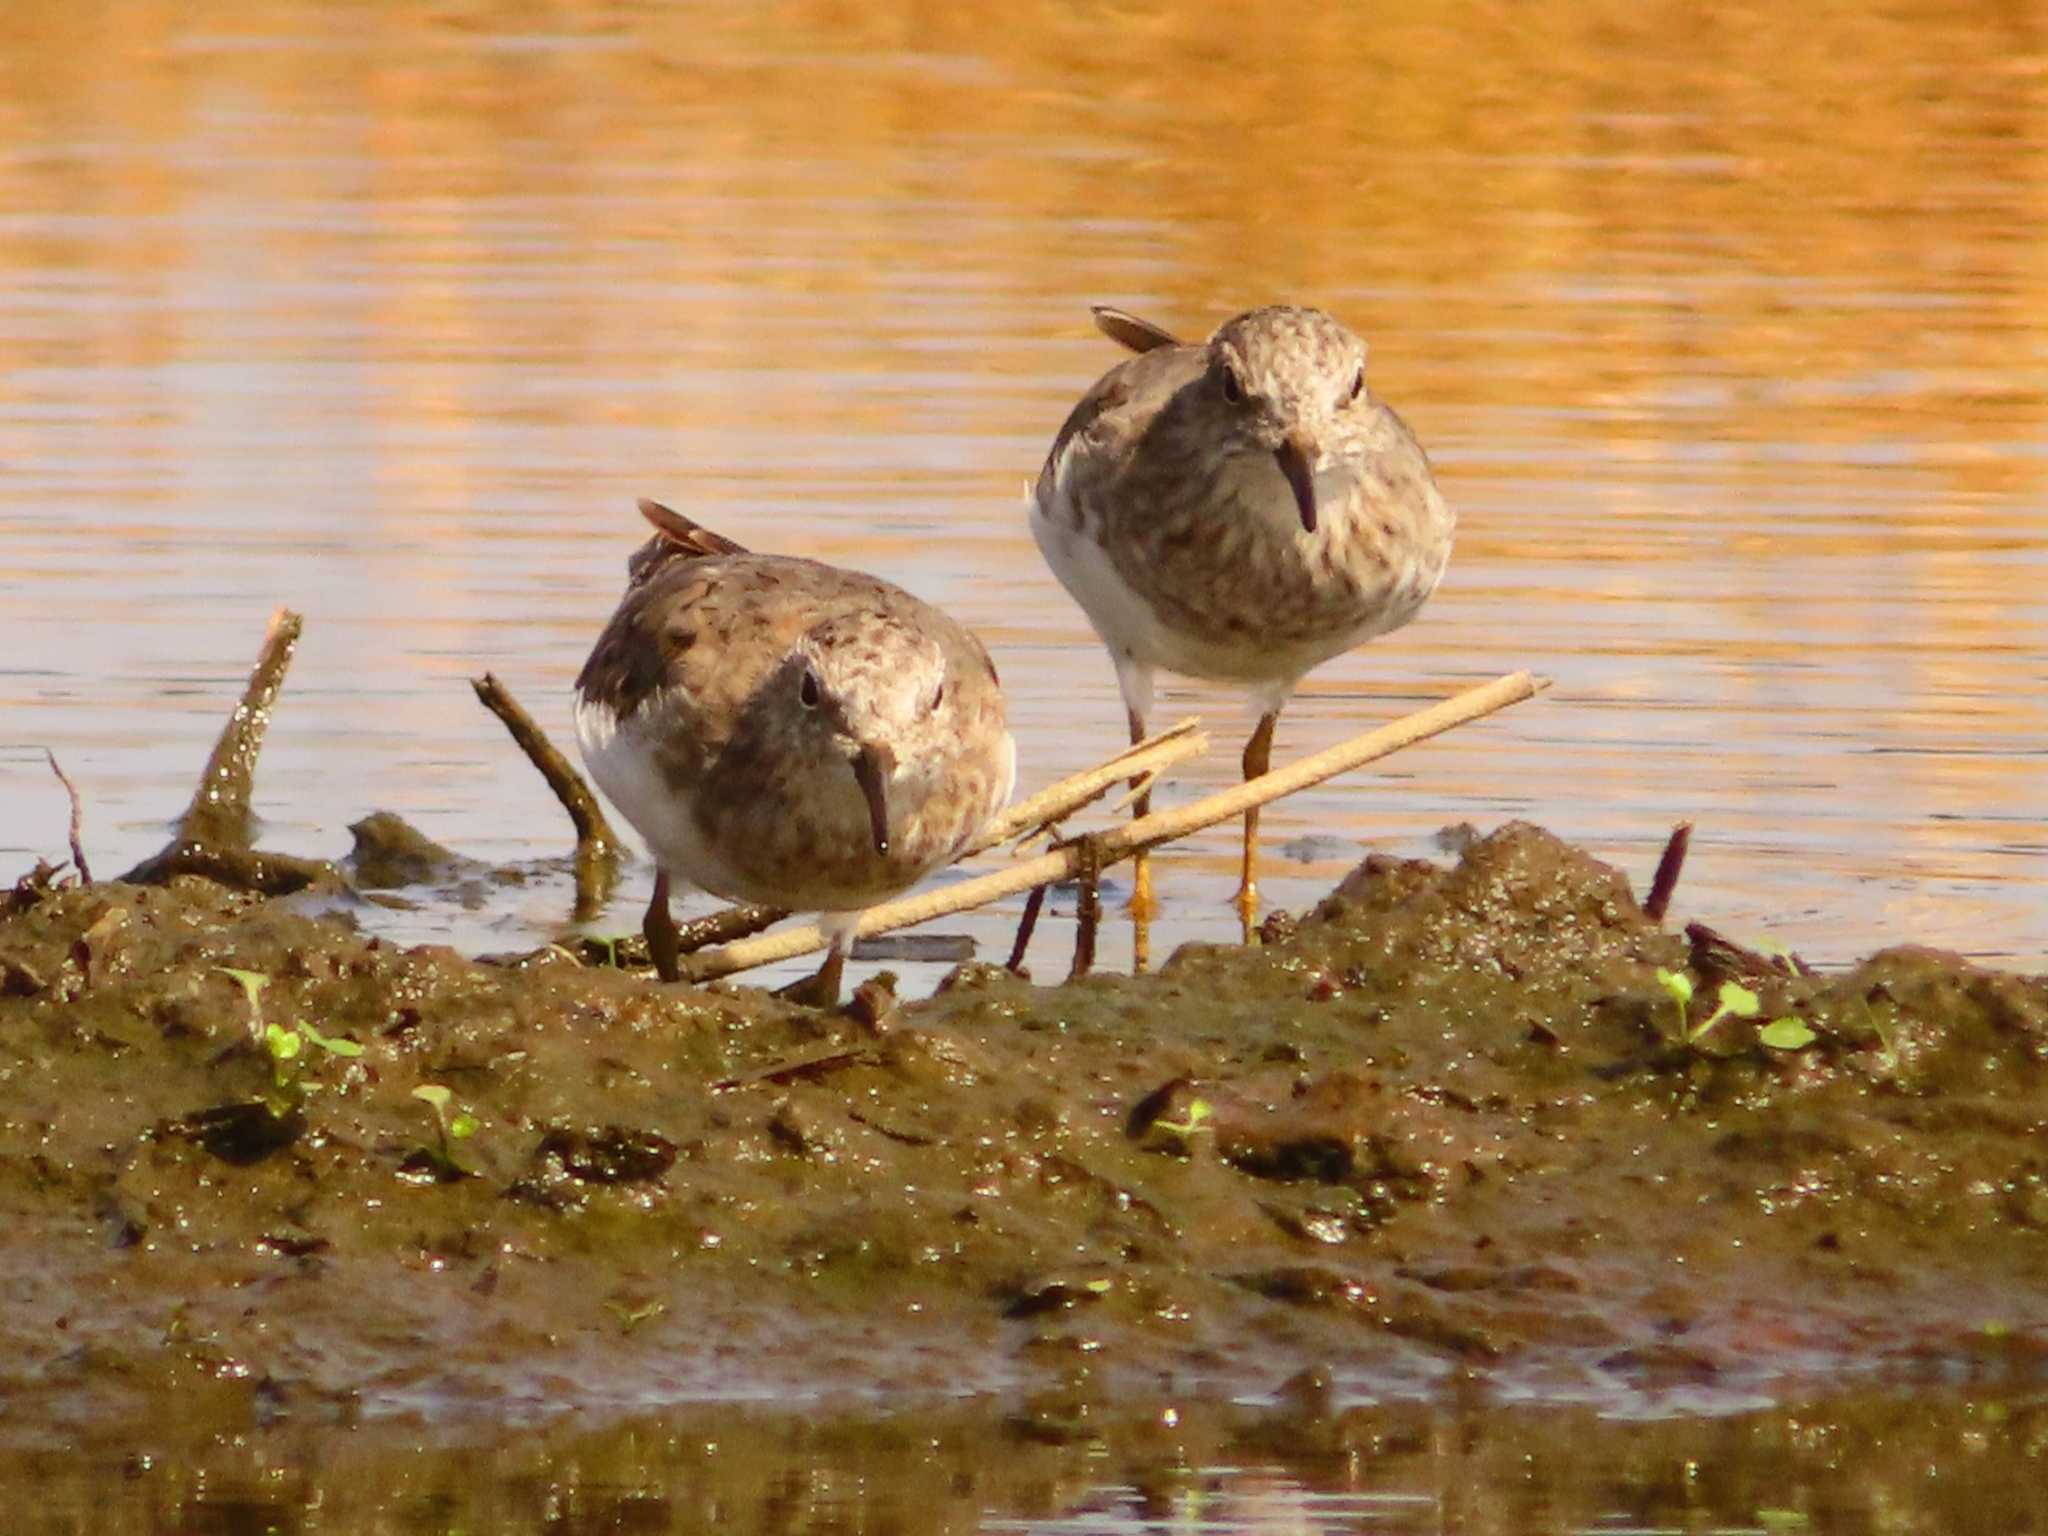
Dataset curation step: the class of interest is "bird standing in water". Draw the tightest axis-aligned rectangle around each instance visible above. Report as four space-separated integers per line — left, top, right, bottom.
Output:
1030 304 1453 941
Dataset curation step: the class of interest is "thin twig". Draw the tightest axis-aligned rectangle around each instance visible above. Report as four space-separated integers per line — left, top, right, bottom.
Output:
970 717 1205 854
1066 835 1102 982
1006 883 1047 972
471 673 623 861
43 750 90 885
1643 821 1692 923
681 671 1548 982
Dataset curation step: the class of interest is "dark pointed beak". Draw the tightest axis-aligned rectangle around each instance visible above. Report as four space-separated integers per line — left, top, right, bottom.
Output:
852 744 893 856
1274 432 1319 533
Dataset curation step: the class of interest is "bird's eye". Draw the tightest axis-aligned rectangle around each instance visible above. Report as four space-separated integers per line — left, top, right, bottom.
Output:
1219 362 1244 404
799 671 821 708
1347 366 1365 404
930 682 945 713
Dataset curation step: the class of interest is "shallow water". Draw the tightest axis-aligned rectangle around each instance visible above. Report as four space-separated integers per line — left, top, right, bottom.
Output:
23 1388 2048 1534
6 0 2047 989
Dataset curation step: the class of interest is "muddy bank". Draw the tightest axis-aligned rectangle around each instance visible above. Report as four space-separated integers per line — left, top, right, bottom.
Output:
1 823 2044 1433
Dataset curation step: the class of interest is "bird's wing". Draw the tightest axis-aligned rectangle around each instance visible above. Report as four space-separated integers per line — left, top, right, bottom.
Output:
1035 342 1205 511
1091 305 1182 355
625 498 749 584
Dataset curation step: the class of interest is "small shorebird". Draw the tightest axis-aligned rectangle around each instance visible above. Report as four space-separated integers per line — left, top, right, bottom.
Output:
574 499 1015 1004
1030 304 1454 938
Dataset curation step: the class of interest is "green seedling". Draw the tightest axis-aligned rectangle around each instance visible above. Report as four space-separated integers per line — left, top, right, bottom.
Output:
262 1018 365 1094
1861 997 1902 1075
218 967 271 1042
1654 970 1761 1046
1759 1017 1816 1051
1688 981 1759 1044
1653 968 1694 1041
412 1084 480 1176
1152 1096 1214 1139
604 1298 667 1333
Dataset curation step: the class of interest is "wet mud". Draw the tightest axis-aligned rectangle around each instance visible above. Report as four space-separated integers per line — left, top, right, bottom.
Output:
1 823 2044 1438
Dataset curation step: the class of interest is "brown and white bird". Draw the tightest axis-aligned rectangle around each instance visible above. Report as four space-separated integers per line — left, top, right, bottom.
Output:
1030 304 1454 937
575 499 1015 1003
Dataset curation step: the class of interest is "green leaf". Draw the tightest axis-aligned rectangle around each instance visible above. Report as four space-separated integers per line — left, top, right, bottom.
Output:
449 1112 480 1140
1717 981 1761 1018
412 1085 451 1113
1760 1018 1816 1051
300 1022 364 1058
264 1024 302 1062
217 967 270 1005
1654 967 1694 1005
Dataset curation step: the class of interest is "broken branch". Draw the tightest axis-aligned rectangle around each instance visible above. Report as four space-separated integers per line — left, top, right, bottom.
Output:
471 673 623 863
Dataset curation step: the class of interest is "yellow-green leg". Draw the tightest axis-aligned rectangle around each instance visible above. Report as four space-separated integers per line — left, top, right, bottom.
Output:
1234 711 1279 943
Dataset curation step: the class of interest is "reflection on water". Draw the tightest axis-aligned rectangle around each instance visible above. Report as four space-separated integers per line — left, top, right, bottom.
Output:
3 0 2046 995
22 1388 2048 1533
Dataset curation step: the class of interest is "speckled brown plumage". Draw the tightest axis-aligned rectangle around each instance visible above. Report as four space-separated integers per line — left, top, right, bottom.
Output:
1030 304 1454 936
575 500 1014 992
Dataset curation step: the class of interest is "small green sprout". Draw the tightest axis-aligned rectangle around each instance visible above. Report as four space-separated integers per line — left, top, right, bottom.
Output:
1759 1017 1816 1051
605 1298 667 1332
300 1022 364 1059
1654 970 1764 1047
412 1084 480 1177
1153 1097 1214 1139
218 967 271 1041
1689 981 1760 1044
262 1017 365 1093
1653 967 1694 1040
1861 998 1901 1075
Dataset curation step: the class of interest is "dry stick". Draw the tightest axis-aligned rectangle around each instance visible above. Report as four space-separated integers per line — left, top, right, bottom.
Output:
1643 821 1692 923
671 718 1211 960
471 673 623 862
43 750 90 885
681 671 1548 982
977 718 1203 854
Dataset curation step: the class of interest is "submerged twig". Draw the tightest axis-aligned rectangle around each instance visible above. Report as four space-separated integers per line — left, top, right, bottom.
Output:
1643 821 1691 923
681 671 1548 982
44 750 90 885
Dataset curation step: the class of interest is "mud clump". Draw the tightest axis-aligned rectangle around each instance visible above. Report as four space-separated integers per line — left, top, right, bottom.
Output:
1 823 2043 1430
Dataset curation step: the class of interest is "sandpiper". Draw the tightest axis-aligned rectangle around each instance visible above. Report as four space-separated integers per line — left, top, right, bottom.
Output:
574 499 1015 1004
1030 304 1454 937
